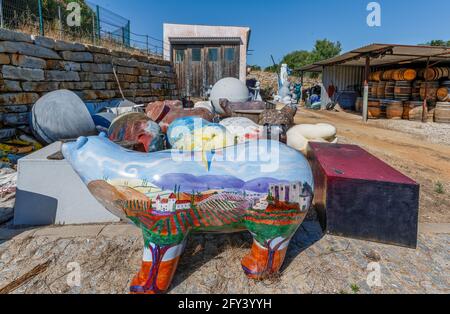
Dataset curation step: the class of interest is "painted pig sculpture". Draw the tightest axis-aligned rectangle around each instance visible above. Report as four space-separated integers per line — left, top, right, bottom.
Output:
63 134 314 294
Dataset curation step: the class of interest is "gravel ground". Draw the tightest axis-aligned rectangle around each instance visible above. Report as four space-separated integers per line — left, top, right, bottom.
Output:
341 112 450 146
0 220 448 294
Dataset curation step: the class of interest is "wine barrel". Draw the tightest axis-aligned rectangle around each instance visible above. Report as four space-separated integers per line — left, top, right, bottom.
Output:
368 82 374 98
411 80 422 100
437 81 450 102
393 68 417 81
382 70 395 81
420 81 439 102
424 67 450 81
394 81 412 101
437 87 450 101
384 100 404 119
371 82 379 98
377 81 386 99
385 81 395 99
368 99 381 119
371 71 383 82
435 102 450 124
404 101 424 121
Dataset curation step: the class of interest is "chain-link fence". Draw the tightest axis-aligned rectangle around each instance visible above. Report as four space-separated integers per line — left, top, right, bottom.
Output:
0 0 166 58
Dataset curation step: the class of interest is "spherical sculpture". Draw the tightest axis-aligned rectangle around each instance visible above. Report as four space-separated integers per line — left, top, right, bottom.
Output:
210 77 250 114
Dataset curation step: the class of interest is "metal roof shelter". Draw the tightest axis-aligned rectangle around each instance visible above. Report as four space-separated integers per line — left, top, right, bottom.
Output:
299 44 450 122
299 43 450 73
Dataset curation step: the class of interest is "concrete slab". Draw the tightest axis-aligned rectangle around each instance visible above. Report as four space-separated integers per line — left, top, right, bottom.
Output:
14 142 119 226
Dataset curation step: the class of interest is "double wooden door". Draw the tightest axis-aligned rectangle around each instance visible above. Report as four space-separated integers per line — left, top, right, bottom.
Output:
172 44 240 98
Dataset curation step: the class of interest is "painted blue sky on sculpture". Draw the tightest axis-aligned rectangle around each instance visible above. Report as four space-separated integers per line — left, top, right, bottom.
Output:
62 135 313 192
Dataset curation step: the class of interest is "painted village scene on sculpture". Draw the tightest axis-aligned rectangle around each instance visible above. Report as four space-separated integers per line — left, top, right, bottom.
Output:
0 0 449 295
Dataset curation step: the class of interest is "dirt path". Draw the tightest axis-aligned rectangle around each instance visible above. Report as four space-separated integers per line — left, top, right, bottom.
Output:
295 109 450 223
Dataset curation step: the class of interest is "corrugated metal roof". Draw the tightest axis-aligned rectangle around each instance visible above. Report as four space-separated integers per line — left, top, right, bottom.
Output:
300 43 450 72
169 37 242 44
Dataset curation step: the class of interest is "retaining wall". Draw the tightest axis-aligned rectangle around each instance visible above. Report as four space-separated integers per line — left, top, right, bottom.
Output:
0 28 178 134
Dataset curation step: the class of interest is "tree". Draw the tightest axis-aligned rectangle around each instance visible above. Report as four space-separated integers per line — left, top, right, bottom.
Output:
264 39 341 75
248 64 262 71
310 39 342 63
424 40 450 47
281 50 313 72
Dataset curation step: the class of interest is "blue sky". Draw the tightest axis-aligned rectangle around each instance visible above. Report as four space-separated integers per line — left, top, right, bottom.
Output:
91 0 450 67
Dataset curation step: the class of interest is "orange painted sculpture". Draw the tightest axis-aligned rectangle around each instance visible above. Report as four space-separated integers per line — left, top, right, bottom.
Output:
146 100 214 133
62 133 314 294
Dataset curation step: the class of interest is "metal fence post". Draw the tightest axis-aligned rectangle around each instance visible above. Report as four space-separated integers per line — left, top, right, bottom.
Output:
96 5 101 41
126 20 130 47
92 12 96 44
0 0 4 29
146 35 149 55
58 5 62 39
38 0 44 36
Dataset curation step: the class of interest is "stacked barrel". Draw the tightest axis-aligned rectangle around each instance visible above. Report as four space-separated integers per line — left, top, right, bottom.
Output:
367 67 450 123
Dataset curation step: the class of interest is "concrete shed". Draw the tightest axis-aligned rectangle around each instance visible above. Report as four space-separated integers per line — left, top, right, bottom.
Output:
163 23 251 97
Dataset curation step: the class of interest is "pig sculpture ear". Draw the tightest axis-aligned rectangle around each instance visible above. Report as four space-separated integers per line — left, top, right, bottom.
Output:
75 136 88 149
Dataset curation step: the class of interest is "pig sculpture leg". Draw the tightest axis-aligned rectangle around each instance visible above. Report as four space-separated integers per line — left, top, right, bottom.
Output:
130 229 188 294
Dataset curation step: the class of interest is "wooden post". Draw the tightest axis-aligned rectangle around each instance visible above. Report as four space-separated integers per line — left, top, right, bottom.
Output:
362 56 371 122
422 57 430 123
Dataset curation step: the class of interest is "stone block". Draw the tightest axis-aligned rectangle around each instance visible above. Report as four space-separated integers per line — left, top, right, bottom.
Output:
22 81 59 92
84 45 110 54
118 74 138 83
60 51 93 62
79 72 114 81
91 82 106 90
33 36 56 49
93 53 112 63
112 57 139 68
0 29 33 43
2 65 44 81
59 82 92 90
1 112 30 126
80 90 117 100
54 40 86 52
0 54 10 65
0 105 29 113
0 41 61 59
0 80 22 92
80 63 113 73
46 60 81 71
11 54 46 69
45 70 80 82
0 93 39 105
116 66 139 75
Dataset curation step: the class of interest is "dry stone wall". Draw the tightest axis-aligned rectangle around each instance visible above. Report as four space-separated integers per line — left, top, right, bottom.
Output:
0 28 178 132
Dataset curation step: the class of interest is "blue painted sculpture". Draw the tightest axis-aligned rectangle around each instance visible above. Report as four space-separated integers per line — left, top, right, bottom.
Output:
63 134 314 294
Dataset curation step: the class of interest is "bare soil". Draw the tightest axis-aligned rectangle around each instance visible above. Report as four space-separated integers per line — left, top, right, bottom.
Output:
295 108 450 223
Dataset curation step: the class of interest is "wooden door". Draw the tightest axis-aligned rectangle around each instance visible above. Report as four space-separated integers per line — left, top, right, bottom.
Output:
205 46 222 88
172 45 188 97
187 46 204 97
222 45 240 79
